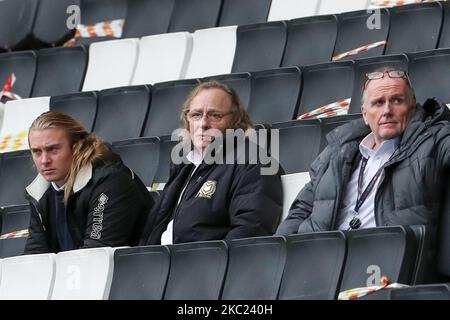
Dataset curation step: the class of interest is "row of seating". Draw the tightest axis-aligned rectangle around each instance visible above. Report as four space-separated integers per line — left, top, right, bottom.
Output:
0 224 446 299
0 0 424 51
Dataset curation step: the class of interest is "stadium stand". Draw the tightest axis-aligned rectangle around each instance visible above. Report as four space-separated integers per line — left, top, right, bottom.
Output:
163 241 228 300
94 85 150 142
131 32 193 85
231 21 287 73
268 0 321 21
142 79 200 137
0 205 31 258
281 15 338 67
247 67 301 124
32 46 88 97
278 231 346 299
184 26 237 79
50 91 98 132
221 236 286 300
0 51 37 99
0 253 56 299
218 0 272 27
111 137 160 188
109 245 170 300
168 0 222 33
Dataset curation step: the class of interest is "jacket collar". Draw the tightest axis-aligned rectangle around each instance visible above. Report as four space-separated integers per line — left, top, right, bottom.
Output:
26 163 93 202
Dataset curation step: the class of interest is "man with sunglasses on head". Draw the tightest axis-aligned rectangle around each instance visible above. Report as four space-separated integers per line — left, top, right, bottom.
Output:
277 67 450 273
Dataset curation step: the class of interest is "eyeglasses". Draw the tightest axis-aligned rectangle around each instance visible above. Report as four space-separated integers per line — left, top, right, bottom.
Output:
363 70 410 89
185 110 233 122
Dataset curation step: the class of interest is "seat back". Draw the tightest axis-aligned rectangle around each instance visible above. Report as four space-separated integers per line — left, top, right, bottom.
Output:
168 0 222 33
280 172 310 222
202 73 252 109
164 241 228 300
152 135 179 190
221 236 286 300
0 205 31 258
318 0 370 15
219 0 271 27
268 0 320 21
389 284 450 300
109 245 170 300
0 51 37 99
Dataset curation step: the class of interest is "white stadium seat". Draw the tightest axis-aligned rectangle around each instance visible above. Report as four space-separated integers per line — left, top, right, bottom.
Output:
268 0 321 21
281 172 311 221
318 0 370 15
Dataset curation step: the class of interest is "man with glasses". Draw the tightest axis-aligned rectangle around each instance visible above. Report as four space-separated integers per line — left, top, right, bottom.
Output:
277 67 450 260
140 81 282 245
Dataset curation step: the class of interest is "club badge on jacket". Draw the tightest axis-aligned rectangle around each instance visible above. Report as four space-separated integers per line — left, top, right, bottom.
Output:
196 180 217 199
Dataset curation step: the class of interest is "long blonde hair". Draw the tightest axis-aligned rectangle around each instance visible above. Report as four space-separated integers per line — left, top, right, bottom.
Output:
29 111 109 203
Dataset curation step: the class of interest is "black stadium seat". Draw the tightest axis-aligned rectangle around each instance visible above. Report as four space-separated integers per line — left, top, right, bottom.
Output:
333 8 390 61
221 236 286 300
109 245 171 300
320 114 363 151
111 137 160 188
407 48 450 105
389 284 450 300
122 0 174 38
152 135 179 187
0 205 31 258
297 60 354 116
349 54 408 114
247 67 301 124
232 21 287 73
168 0 222 33
143 79 200 138
339 226 418 292
0 51 37 99
202 73 252 110
50 91 98 132
0 151 36 207
218 0 272 27
278 231 346 300
272 119 322 174
164 241 228 300
0 0 38 51
438 0 450 49
31 0 80 48
385 2 443 55
282 15 338 67
32 46 88 97
94 85 150 142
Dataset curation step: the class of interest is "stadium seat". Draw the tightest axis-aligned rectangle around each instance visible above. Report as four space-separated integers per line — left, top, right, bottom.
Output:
31 0 79 48
185 26 237 79
280 172 310 221
407 48 450 105
51 247 116 300
122 0 174 38
168 0 222 33
320 114 363 151
232 21 287 73
318 0 370 15
0 152 36 207
281 15 338 67
339 226 418 292
50 91 98 132
152 135 179 190
142 79 199 138
278 231 346 299
385 2 443 55
132 32 193 85
221 236 286 300
218 0 271 27
109 245 170 300
76 0 127 45
0 205 31 258
202 73 252 110
389 284 450 300
437 182 450 279
272 120 322 174
0 253 56 299
164 241 228 300
0 0 38 51
438 0 450 48
0 51 37 99
333 9 389 62
247 67 301 124
32 46 88 97
348 54 408 114
268 0 320 21
94 85 150 142
0 97 50 152
297 61 354 116
82 38 139 91
111 137 160 188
